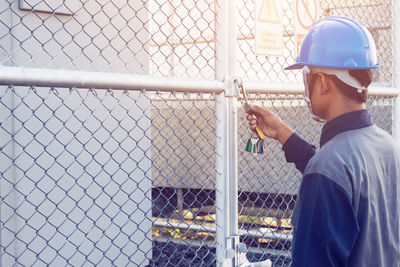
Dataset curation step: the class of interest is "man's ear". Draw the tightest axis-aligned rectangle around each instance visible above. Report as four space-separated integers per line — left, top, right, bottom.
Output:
318 73 331 95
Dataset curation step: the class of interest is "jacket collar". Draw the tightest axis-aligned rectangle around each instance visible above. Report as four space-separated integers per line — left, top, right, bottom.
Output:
320 109 373 147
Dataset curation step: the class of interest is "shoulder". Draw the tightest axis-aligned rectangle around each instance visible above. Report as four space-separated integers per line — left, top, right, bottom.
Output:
304 128 367 197
304 125 400 197
304 142 354 197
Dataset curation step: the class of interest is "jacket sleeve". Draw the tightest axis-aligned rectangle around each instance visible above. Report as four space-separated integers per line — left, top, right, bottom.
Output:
291 174 359 267
282 133 316 173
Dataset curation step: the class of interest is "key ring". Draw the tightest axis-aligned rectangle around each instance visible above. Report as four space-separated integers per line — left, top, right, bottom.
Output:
235 80 266 140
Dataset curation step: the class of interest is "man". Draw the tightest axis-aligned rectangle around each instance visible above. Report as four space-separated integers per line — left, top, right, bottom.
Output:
247 16 400 266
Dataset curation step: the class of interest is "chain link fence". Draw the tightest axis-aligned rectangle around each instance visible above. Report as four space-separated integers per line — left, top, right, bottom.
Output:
0 85 153 266
0 82 396 266
0 84 221 266
0 0 399 266
0 0 216 79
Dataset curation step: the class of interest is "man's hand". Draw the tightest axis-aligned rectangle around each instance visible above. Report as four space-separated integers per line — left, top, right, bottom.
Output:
246 104 294 145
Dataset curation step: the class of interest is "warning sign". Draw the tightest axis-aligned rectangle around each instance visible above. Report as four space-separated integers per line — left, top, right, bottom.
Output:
255 0 282 55
258 0 280 23
295 0 321 56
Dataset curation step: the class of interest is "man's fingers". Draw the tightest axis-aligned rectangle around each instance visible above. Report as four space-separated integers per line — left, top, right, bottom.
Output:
248 119 257 127
246 114 254 121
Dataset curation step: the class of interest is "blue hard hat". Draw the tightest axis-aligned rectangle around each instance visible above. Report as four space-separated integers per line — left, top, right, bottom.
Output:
285 16 379 70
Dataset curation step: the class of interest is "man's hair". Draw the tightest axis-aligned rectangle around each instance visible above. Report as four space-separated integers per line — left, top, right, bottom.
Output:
310 69 372 103
328 69 372 103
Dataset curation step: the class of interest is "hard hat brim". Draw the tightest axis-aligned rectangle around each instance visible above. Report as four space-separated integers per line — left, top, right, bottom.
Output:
284 63 379 70
284 63 304 70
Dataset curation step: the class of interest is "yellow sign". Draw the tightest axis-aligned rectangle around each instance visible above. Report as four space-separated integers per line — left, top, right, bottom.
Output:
258 0 280 24
255 0 282 55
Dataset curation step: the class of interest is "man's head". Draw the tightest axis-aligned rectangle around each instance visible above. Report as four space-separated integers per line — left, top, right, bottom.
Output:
304 67 372 121
285 16 378 122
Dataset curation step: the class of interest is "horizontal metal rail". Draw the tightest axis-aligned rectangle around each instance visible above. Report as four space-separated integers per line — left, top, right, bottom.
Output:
154 220 292 242
244 81 400 97
1 66 398 97
0 66 225 93
154 236 292 258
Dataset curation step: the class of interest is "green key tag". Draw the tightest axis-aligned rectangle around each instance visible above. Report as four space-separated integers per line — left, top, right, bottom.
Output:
245 138 253 152
246 138 261 153
245 137 264 154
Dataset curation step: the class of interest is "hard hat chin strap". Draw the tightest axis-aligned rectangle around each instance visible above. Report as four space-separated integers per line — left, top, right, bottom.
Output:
303 66 327 123
311 67 367 93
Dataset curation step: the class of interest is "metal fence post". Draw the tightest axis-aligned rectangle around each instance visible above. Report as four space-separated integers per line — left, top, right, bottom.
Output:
215 0 238 265
393 0 400 141
228 80 240 267
215 91 230 267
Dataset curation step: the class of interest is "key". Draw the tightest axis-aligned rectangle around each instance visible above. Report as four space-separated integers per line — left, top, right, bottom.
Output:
255 127 266 140
240 84 266 140
245 137 264 154
246 138 254 152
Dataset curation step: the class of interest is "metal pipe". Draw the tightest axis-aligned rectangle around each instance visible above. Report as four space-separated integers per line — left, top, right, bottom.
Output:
243 81 304 94
393 0 400 141
228 89 239 267
153 220 293 242
214 14 227 267
215 91 229 267
153 236 291 261
0 66 225 93
243 81 400 96
368 86 400 96
2 66 397 97
226 1 239 266
214 0 235 264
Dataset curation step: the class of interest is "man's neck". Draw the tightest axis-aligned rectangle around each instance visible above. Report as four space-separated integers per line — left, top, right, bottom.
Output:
325 102 366 122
